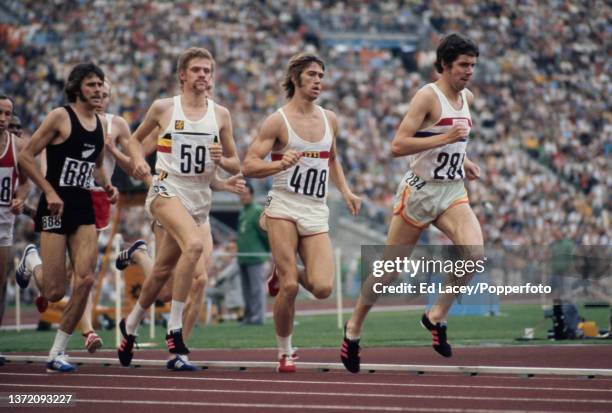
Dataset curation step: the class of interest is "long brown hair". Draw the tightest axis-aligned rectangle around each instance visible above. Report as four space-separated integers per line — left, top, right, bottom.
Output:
282 53 325 99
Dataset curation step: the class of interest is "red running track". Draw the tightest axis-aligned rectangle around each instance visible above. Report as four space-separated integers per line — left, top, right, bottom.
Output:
1 345 611 412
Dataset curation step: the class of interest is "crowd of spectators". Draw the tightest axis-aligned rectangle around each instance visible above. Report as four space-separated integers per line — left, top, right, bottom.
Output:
0 0 608 247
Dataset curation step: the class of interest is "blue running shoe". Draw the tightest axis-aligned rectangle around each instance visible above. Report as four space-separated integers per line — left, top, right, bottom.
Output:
166 354 198 371
46 352 76 373
15 244 38 289
115 240 147 270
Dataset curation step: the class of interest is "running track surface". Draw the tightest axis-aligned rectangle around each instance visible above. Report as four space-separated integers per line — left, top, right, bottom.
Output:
1 345 611 412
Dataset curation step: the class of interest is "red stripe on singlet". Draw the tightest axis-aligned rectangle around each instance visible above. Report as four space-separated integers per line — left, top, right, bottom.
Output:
271 151 330 161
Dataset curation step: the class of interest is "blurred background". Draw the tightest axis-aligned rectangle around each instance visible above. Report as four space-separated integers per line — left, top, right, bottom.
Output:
0 0 609 346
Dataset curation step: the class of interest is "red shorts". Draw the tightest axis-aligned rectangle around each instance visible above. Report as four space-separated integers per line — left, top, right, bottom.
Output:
91 190 111 230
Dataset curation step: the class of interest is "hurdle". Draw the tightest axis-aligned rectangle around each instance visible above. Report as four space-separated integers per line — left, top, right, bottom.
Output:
2 354 611 378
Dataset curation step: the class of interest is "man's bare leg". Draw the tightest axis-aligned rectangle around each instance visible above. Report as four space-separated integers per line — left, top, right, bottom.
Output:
182 222 213 340
267 217 300 370
346 215 422 338
430 203 484 322
0 246 9 326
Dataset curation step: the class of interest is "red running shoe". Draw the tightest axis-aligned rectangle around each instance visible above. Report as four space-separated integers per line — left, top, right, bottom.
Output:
277 354 296 373
35 296 48 313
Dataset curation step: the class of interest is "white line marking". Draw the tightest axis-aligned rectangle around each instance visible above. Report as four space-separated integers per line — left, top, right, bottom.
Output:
68 398 603 413
4 355 612 377
0 372 610 393
1 383 610 404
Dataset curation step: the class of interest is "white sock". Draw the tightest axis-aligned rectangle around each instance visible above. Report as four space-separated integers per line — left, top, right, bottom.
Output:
276 334 293 358
26 249 42 273
126 301 147 335
346 331 360 341
48 330 71 360
167 300 186 333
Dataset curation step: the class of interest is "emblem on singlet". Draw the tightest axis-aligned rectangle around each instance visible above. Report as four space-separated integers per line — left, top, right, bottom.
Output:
175 120 184 130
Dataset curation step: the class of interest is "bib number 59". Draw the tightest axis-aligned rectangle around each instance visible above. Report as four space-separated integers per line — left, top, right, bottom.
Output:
180 144 206 174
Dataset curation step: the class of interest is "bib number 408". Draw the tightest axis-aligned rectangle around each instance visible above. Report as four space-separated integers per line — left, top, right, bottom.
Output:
289 165 327 198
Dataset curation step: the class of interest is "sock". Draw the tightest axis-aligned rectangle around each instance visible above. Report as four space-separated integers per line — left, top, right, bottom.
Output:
126 301 146 335
276 334 292 358
167 300 186 333
48 330 71 360
26 249 42 273
346 331 360 341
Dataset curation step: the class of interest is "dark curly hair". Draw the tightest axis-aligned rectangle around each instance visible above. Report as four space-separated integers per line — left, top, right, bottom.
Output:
65 62 105 103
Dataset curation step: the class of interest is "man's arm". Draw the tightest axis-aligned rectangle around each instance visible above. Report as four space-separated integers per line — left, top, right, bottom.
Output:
18 108 66 215
92 147 118 204
212 105 240 174
106 116 133 174
10 137 31 215
242 113 300 178
462 89 480 180
128 100 166 181
326 110 361 216
391 89 469 157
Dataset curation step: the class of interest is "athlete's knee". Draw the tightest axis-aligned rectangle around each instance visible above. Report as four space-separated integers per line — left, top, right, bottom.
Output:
458 244 485 263
46 287 66 303
184 239 204 262
279 278 299 298
151 263 173 282
311 282 333 299
192 274 207 293
73 273 96 292
157 290 172 303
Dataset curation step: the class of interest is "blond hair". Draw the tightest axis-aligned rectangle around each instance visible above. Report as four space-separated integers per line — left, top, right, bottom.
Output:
176 47 215 86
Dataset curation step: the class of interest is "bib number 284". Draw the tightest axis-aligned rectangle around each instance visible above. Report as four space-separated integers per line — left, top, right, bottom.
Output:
433 152 465 180
289 166 327 198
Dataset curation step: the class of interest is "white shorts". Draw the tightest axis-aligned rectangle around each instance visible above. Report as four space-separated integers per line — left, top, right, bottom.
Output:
145 173 211 225
262 189 329 236
0 209 15 247
393 170 469 228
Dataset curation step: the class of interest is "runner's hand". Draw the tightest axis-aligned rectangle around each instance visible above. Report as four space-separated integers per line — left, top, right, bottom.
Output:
343 191 362 216
105 184 119 204
446 123 470 143
209 143 223 164
280 150 301 170
45 191 64 217
133 159 151 181
225 173 246 194
9 197 24 215
464 159 480 180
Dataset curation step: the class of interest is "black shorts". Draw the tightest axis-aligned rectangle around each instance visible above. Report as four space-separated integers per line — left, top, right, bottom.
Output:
34 194 95 235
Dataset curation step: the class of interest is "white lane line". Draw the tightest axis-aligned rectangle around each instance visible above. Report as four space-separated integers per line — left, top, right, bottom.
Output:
0 372 610 394
1 383 611 405
67 398 603 413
